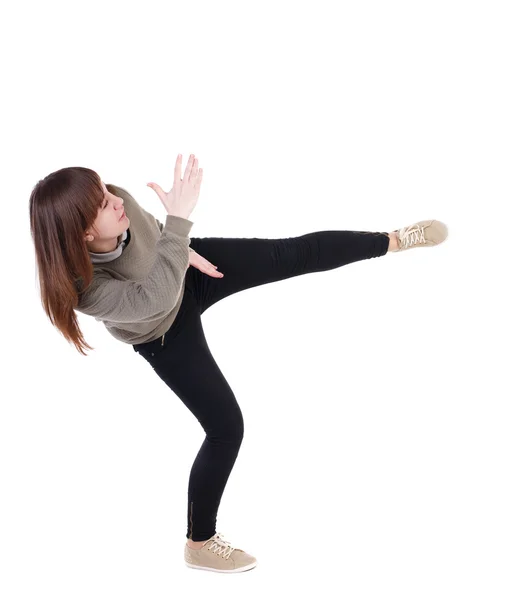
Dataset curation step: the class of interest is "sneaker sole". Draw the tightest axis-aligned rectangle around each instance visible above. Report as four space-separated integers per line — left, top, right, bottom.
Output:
185 560 258 573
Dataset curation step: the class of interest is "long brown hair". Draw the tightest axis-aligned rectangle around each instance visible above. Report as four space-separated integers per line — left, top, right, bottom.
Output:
29 166 105 356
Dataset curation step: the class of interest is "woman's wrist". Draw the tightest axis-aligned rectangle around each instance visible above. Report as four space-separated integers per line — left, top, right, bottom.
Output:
167 211 190 220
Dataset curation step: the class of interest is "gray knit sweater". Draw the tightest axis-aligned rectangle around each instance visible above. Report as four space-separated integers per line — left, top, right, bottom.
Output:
75 184 193 345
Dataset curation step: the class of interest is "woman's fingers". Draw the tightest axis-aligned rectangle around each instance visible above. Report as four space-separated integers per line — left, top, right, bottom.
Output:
196 168 203 191
173 153 202 186
183 154 195 183
190 157 199 180
174 154 182 186
147 182 165 199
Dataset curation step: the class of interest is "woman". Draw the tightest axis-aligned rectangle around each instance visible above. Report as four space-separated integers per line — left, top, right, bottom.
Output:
29 153 449 574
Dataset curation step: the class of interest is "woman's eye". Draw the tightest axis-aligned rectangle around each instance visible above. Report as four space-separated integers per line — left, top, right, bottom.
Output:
104 200 109 209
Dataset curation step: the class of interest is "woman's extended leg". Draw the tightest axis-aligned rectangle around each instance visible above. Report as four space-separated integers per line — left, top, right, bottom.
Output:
187 229 391 314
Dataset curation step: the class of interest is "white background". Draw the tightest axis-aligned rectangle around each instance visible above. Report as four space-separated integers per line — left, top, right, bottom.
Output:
1 0 505 598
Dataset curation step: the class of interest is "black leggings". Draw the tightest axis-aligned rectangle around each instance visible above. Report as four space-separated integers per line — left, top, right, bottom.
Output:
132 229 390 541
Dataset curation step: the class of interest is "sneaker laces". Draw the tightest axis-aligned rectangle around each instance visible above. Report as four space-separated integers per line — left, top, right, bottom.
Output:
207 532 235 559
398 224 427 249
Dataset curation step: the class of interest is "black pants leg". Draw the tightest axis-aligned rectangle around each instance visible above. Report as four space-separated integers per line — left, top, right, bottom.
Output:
133 230 390 541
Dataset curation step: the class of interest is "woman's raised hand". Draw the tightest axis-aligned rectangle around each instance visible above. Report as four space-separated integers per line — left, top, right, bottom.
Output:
147 154 203 219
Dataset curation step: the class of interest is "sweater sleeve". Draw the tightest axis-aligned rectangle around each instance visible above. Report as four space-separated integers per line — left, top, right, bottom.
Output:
77 214 193 323
157 217 194 252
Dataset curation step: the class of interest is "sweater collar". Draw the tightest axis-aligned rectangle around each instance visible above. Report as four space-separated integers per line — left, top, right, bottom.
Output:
89 228 130 264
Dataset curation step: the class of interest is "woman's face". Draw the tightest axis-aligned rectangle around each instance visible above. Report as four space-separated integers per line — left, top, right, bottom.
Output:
85 180 130 251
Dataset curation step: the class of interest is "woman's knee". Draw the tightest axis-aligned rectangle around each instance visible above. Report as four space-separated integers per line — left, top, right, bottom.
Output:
207 412 244 444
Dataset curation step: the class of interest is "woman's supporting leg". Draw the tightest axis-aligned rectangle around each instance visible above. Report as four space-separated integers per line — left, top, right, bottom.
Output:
136 288 245 542
188 230 390 314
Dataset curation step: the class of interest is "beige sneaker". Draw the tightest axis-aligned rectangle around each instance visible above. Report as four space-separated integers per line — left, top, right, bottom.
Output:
184 532 258 573
393 219 448 252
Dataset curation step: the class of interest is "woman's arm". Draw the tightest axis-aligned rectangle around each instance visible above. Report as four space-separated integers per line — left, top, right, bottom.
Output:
77 214 193 323
156 217 194 252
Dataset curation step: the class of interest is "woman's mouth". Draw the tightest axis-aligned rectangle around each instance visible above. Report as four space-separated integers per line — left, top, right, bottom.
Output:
119 210 126 221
